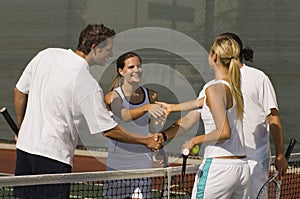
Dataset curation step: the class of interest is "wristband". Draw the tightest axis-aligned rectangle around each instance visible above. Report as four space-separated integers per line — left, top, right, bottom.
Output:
161 131 167 142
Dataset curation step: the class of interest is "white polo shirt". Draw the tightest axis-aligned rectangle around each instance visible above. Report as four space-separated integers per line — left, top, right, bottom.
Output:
16 48 117 166
240 64 278 163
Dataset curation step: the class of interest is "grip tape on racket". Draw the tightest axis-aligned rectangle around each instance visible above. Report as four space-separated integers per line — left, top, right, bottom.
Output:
285 138 297 160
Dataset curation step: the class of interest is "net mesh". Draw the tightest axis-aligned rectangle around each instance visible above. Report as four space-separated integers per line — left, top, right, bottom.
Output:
268 154 300 198
0 165 197 199
0 155 300 198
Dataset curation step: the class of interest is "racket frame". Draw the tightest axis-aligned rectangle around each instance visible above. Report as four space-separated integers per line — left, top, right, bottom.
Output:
256 138 297 199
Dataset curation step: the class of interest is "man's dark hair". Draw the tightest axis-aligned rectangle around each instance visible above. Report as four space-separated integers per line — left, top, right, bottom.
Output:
76 24 115 55
220 32 254 62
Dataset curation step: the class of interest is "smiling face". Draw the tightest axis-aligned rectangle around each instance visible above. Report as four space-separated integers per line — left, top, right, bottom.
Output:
118 56 143 85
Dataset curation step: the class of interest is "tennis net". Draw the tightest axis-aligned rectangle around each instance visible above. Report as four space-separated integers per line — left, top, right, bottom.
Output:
0 154 299 198
268 153 300 198
0 165 197 199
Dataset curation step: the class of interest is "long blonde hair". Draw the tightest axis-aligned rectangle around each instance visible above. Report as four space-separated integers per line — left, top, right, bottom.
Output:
210 35 244 118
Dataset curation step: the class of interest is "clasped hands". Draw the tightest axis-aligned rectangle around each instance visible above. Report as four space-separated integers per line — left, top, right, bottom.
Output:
145 133 165 151
145 102 172 151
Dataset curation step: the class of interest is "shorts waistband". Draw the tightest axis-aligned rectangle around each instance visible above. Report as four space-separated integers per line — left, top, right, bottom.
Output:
215 155 246 159
206 157 248 164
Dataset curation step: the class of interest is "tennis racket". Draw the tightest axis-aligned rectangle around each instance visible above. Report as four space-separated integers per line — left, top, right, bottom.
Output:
181 148 189 184
256 138 297 199
0 107 18 136
160 148 191 198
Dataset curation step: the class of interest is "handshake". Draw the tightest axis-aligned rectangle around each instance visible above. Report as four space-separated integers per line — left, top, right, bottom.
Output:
145 132 167 151
143 102 172 151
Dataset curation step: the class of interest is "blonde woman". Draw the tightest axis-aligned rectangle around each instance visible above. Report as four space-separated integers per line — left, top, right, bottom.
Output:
162 35 250 198
160 33 287 198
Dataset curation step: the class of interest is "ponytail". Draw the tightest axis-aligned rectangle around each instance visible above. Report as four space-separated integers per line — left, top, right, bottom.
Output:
228 58 244 119
109 74 122 92
211 35 244 119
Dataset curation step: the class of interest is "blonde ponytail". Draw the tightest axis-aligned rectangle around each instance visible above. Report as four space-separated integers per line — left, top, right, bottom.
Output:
211 35 244 119
228 58 244 119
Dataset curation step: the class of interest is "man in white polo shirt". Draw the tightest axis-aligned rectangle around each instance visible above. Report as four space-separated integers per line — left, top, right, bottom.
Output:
13 24 164 199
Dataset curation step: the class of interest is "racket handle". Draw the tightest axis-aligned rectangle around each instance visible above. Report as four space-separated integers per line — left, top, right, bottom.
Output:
0 107 19 136
285 138 297 160
181 154 188 184
182 148 189 156
181 148 189 184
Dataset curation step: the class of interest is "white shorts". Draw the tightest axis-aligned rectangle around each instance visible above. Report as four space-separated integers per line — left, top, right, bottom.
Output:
192 158 250 199
248 159 270 199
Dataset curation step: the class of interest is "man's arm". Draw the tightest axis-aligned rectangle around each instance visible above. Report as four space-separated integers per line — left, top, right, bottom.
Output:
103 125 164 150
14 87 28 129
268 108 288 177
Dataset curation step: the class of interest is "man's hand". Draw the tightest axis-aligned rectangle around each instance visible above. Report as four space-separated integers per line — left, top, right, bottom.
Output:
145 133 164 151
275 154 288 179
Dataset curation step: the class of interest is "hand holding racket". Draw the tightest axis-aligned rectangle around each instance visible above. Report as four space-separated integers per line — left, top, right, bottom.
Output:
0 107 18 136
181 145 199 184
256 138 297 199
181 148 189 184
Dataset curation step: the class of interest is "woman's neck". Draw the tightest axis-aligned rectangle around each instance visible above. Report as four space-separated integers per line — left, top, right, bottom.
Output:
214 65 229 81
121 82 144 103
121 82 140 96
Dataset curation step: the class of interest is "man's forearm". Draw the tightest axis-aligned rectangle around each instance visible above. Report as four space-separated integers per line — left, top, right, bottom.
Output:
103 125 163 150
104 125 147 144
269 109 284 156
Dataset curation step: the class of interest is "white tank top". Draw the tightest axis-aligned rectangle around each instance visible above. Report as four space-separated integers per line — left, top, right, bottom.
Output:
201 80 246 158
107 86 151 154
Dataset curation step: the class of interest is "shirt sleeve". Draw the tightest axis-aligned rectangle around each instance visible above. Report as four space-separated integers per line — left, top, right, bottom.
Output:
16 51 43 94
73 65 118 134
80 89 117 134
259 74 279 116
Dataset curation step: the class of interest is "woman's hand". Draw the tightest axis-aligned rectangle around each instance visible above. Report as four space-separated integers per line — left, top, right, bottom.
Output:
155 101 173 116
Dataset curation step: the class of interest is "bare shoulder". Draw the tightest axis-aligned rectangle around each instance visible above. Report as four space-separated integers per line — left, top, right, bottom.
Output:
206 83 229 94
104 90 120 105
205 83 227 105
205 83 221 94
